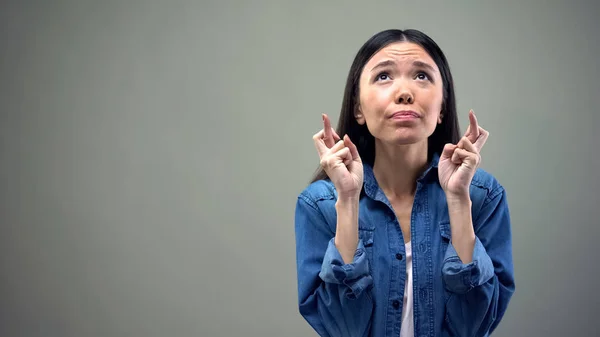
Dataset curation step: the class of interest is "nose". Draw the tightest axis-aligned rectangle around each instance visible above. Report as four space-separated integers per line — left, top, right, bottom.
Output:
395 85 414 104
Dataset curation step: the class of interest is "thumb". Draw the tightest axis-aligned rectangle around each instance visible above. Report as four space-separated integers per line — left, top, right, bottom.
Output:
344 135 362 162
441 143 457 159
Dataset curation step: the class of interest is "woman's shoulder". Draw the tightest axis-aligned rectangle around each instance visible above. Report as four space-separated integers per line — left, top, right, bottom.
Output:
470 167 506 199
297 178 337 204
295 180 339 231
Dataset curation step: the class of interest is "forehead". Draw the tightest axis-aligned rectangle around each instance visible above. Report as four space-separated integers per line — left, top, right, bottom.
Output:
364 41 438 71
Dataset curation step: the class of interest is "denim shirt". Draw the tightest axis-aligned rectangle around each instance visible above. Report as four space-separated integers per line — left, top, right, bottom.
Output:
294 153 515 337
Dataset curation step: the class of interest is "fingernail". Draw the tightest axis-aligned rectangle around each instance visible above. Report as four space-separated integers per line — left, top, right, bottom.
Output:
322 114 325 121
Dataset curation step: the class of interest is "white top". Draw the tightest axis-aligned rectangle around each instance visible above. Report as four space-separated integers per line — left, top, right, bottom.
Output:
400 241 414 337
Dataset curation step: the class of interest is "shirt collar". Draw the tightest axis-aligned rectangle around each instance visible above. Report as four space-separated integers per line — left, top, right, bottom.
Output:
362 152 440 201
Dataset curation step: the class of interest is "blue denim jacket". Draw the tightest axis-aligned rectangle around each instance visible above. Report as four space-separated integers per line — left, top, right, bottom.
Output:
294 153 515 337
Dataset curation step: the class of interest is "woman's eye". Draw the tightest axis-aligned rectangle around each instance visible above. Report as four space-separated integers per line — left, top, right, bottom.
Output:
376 72 390 81
416 72 430 80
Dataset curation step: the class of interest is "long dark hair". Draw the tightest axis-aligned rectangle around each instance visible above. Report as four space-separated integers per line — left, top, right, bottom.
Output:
310 28 461 183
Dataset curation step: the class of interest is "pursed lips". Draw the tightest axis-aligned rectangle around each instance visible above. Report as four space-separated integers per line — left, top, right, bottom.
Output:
389 110 420 119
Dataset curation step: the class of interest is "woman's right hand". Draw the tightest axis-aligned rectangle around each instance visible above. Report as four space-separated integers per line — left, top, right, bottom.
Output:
313 114 364 199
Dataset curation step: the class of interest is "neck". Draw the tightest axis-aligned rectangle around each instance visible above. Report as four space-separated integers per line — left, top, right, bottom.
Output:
372 139 429 199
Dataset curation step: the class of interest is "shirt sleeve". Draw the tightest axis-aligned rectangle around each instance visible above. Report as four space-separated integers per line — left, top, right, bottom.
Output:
442 235 495 294
295 193 374 337
319 237 373 300
442 187 516 337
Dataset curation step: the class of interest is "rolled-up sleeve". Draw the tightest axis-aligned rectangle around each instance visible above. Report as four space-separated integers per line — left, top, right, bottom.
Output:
295 192 374 337
320 238 372 300
442 187 515 337
442 236 495 294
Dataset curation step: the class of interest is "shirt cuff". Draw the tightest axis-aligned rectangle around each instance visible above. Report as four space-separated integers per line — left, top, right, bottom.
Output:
318 238 373 299
442 236 495 294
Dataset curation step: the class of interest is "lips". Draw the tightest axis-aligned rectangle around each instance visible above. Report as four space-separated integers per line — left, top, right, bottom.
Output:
390 110 420 119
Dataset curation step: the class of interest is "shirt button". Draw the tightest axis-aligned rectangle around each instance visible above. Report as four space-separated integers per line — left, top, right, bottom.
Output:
392 300 400 309
395 253 403 260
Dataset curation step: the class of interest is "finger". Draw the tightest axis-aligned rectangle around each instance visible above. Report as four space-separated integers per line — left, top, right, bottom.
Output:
344 135 361 162
319 139 346 160
457 136 482 165
328 139 346 153
452 148 480 168
469 110 480 138
473 127 489 152
313 129 328 156
451 147 462 164
441 143 458 159
322 147 351 169
313 128 345 157
466 109 480 143
322 114 335 148
331 128 341 143
334 147 352 166
457 136 477 153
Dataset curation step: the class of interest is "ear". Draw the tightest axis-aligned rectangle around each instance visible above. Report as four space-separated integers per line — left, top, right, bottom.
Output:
355 105 366 125
437 112 443 124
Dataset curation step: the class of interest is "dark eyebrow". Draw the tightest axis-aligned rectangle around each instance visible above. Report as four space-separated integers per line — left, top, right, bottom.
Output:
370 60 396 72
369 60 437 73
412 60 436 73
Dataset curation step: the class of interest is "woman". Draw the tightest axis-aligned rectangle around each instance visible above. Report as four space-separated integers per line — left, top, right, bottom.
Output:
294 29 515 337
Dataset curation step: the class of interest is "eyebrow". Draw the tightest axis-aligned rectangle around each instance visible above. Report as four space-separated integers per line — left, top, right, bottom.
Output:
370 60 437 73
412 60 436 73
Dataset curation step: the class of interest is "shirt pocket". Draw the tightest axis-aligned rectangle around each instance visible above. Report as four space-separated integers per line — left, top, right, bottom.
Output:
358 221 375 270
439 221 453 303
439 221 452 255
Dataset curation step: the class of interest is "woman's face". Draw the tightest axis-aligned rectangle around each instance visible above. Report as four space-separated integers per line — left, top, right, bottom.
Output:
356 42 444 146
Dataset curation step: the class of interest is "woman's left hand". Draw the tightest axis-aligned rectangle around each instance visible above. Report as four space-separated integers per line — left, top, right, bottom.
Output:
438 110 489 199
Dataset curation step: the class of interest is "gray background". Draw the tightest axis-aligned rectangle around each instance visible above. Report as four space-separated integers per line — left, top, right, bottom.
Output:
1 0 599 336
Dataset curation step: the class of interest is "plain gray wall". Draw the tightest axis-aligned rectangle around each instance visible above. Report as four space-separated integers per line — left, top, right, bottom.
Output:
1 1 599 336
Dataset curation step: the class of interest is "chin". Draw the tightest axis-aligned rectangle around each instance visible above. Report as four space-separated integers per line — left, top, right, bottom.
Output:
382 135 424 146
383 126 435 145
388 130 425 145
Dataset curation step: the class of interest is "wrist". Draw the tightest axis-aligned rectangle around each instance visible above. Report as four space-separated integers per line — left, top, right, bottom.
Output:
446 191 471 206
334 195 360 264
336 194 360 206
335 197 359 225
